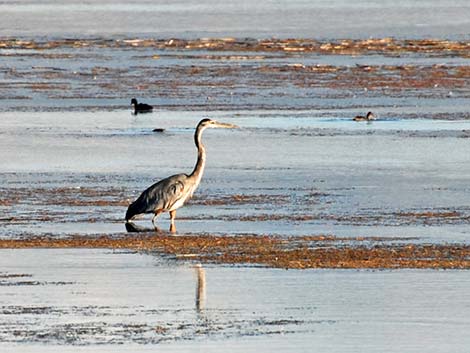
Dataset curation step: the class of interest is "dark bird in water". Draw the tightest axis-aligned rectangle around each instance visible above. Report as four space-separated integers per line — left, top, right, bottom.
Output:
125 118 238 232
353 111 376 121
131 98 153 114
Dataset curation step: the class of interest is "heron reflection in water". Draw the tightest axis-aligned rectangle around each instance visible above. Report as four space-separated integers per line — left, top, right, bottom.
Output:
125 119 238 232
195 264 206 312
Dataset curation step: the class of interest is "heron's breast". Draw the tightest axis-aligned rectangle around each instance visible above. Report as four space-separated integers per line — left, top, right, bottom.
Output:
169 184 197 211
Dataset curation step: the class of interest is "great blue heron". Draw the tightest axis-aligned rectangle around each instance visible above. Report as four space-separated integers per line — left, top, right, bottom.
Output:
131 98 153 114
353 111 376 121
125 118 238 232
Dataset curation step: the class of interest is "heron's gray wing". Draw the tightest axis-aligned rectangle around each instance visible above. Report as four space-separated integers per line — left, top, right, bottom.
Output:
135 174 189 213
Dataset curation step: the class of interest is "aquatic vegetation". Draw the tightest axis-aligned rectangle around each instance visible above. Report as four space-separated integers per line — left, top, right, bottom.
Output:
1 234 469 269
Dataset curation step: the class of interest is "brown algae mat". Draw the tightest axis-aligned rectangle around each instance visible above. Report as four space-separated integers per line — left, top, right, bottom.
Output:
2 37 470 112
1 38 469 57
1 234 469 269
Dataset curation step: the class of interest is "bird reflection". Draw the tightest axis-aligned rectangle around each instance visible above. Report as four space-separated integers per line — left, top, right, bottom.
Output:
195 264 206 312
124 221 163 233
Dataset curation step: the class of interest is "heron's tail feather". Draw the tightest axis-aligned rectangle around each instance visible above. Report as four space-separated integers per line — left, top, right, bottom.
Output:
125 187 157 221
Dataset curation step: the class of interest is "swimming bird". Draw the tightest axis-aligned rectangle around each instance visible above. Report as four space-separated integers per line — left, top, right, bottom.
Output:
125 118 238 232
130 98 153 114
353 111 375 121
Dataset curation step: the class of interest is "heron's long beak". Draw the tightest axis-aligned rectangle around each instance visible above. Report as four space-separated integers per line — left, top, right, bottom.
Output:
213 121 239 129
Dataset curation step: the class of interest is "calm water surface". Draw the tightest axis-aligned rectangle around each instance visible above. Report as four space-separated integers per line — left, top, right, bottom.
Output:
1 110 469 242
0 249 469 352
1 0 469 39
1 2 470 350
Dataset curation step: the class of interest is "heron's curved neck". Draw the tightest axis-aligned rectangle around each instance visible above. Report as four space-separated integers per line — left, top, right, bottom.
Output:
189 124 207 182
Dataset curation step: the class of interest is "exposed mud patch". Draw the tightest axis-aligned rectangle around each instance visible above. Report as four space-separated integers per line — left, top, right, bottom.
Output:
0 313 319 345
2 37 470 111
182 208 470 226
190 193 290 206
0 186 130 207
0 272 74 286
1 38 469 57
0 234 468 269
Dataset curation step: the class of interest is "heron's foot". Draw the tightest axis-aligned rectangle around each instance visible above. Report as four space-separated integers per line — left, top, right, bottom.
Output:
169 210 177 234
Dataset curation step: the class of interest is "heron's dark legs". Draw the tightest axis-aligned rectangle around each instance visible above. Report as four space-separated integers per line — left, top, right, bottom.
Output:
152 210 162 227
169 210 176 233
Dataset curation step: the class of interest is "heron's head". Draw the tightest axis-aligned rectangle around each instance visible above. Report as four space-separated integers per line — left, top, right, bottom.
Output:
366 112 376 120
198 118 238 129
131 98 137 106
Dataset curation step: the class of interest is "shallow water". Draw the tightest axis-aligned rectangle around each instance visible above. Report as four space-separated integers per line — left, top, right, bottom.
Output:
1 249 469 351
1 20 470 349
1 110 469 243
1 39 470 113
1 0 470 39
